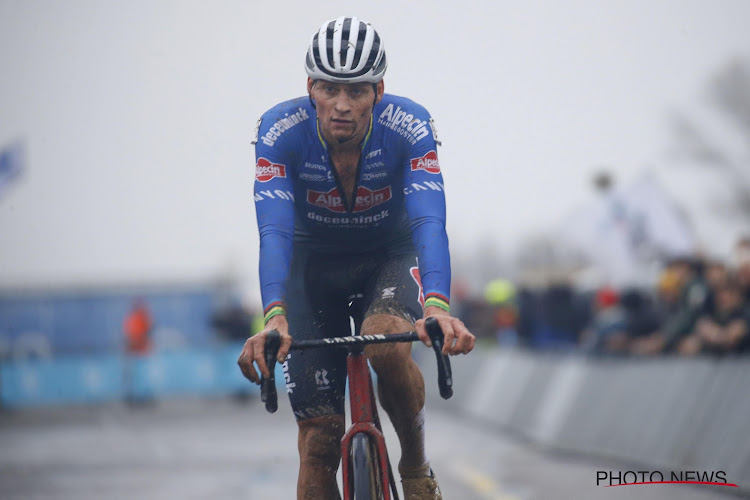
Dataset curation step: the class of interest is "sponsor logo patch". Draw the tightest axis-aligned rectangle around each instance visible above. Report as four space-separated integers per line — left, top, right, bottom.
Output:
255 157 286 182
377 104 431 145
307 187 345 213
352 186 392 212
307 186 392 213
362 171 387 181
299 172 327 181
315 369 330 388
260 107 310 147
410 151 440 174
303 162 327 171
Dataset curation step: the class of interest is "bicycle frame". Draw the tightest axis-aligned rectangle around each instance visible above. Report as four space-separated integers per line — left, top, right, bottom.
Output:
340 343 392 499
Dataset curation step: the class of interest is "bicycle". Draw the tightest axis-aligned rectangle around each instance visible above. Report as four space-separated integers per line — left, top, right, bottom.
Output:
259 317 454 500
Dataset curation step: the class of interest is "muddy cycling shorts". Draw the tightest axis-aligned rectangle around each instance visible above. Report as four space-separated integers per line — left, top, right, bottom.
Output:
283 241 424 421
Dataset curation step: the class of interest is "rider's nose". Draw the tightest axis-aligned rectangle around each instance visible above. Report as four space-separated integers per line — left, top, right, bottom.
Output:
333 95 352 114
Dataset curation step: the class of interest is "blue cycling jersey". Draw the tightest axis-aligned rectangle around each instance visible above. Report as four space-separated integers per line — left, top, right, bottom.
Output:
253 93 451 315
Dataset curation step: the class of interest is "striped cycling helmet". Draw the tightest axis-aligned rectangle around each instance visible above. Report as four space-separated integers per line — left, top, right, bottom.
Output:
305 16 387 83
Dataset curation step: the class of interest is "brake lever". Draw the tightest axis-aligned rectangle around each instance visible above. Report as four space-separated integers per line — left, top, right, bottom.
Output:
260 330 281 413
425 317 453 399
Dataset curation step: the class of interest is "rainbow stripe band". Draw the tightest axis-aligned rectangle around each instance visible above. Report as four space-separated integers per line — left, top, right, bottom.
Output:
424 294 450 312
263 302 286 325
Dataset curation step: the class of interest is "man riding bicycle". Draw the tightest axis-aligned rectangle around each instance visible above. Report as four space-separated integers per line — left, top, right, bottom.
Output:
238 16 475 499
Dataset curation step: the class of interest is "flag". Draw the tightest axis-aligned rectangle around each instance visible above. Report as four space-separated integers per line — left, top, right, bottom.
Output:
559 171 696 286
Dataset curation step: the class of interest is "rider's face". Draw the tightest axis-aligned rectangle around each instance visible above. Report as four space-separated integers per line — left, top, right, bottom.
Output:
308 79 384 146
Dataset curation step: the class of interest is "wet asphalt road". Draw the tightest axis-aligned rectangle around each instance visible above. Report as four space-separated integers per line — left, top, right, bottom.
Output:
0 395 743 500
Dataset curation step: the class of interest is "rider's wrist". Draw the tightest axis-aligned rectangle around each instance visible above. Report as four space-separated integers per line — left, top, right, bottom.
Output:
263 301 286 325
424 293 450 313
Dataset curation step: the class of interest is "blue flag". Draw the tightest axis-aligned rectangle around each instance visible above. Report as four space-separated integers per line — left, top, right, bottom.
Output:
0 141 25 197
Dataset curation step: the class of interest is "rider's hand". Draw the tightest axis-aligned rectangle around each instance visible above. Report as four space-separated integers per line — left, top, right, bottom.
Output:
415 306 475 355
237 315 292 384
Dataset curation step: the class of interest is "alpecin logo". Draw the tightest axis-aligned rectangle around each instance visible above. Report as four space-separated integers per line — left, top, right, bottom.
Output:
377 104 430 145
410 151 440 174
255 158 286 182
307 186 392 213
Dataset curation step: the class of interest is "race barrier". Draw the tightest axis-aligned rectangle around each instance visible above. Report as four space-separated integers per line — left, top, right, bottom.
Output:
418 349 750 493
0 342 255 407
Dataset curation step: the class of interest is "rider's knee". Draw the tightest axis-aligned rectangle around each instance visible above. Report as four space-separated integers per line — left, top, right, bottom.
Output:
362 314 413 371
297 415 344 467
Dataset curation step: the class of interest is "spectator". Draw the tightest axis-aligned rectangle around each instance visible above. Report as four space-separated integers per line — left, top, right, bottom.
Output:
515 286 537 348
678 275 750 356
124 299 153 355
730 236 750 302
533 283 590 350
580 286 626 355
122 299 154 405
484 279 520 346
630 257 709 355
613 288 663 355
702 259 730 316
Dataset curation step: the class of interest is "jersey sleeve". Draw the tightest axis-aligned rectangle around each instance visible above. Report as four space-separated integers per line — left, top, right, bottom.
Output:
253 111 296 323
401 106 451 311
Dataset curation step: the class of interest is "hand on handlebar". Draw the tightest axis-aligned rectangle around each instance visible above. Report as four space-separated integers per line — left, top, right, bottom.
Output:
237 315 293 384
415 306 475 355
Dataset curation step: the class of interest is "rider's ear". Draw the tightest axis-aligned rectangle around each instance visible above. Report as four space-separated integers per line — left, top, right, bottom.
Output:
374 80 384 106
308 78 317 109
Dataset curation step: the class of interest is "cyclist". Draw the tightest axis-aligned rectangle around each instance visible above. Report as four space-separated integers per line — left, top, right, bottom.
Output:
238 16 475 499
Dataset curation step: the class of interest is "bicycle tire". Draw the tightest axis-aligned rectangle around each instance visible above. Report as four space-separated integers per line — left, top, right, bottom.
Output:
351 432 384 500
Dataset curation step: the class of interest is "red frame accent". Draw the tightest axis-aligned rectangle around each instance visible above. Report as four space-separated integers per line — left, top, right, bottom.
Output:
341 351 392 500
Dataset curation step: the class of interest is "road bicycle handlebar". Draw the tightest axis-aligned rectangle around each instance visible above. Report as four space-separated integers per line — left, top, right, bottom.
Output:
425 317 454 400
260 317 453 413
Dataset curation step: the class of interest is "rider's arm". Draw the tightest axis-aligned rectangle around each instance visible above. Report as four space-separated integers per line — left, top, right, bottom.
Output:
253 114 296 327
402 112 451 313
401 106 474 355
238 113 298 381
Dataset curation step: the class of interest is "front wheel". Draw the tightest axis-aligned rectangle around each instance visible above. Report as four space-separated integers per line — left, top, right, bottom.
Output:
351 432 384 500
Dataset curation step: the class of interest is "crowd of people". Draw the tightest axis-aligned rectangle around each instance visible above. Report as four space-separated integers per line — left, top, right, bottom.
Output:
211 238 750 359
456 237 750 358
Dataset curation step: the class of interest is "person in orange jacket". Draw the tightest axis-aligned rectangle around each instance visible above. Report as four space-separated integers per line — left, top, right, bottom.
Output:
124 299 153 355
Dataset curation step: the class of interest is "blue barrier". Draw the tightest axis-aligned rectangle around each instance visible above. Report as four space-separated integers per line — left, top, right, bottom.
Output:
0 286 218 355
0 343 274 408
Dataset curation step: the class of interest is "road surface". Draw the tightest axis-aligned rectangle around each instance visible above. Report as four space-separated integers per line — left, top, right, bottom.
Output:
0 395 742 499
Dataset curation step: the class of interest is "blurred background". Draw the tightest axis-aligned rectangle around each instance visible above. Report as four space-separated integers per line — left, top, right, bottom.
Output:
1 1 749 498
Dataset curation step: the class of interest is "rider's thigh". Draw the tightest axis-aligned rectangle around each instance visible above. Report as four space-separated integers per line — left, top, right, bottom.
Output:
362 313 414 369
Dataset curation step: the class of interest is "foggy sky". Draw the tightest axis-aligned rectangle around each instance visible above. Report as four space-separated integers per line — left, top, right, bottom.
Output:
1 0 749 299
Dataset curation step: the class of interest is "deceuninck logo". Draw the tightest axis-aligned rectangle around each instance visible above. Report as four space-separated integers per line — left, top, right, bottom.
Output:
596 470 738 488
